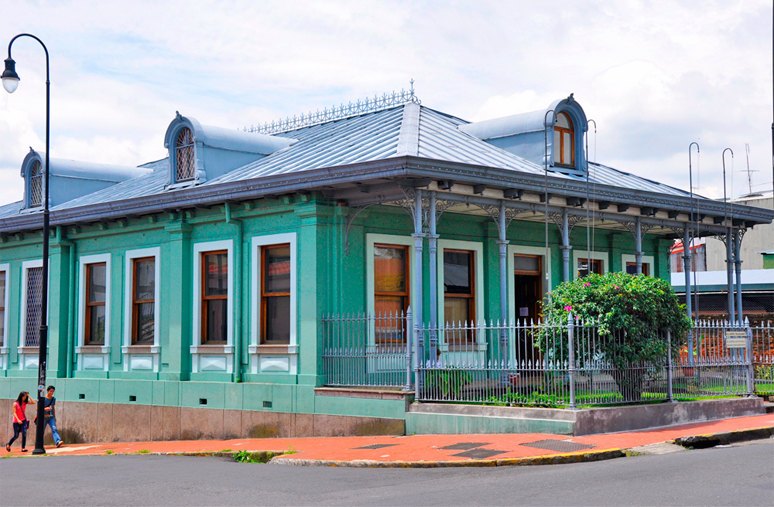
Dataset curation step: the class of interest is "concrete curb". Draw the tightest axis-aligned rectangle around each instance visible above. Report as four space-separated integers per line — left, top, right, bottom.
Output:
672 426 774 449
270 449 626 468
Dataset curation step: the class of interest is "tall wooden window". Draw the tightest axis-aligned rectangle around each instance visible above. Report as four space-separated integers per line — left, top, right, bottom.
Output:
131 257 155 344
444 250 475 342
626 262 649 276
261 244 291 344
201 251 228 344
85 263 107 345
176 127 195 182
577 258 602 278
374 245 409 344
553 112 574 167
29 161 43 207
0 270 5 347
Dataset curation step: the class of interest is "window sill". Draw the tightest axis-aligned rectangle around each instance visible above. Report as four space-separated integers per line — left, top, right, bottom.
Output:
190 344 234 354
76 345 110 354
122 344 160 354
18 346 47 354
249 344 297 355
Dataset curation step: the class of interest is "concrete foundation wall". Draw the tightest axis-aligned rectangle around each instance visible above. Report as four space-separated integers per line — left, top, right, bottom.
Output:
0 398 404 445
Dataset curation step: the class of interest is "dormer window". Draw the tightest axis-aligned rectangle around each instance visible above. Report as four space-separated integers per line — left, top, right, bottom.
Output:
553 112 574 167
176 127 195 182
29 161 43 207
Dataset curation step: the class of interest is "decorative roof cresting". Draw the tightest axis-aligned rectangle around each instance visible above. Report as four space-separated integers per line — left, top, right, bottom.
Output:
245 80 421 135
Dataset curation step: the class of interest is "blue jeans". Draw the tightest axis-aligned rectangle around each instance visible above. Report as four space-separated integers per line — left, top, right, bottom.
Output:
45 417 61 445
7 421 27 449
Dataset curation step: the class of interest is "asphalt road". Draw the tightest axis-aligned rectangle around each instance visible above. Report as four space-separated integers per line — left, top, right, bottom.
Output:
1 439 772 506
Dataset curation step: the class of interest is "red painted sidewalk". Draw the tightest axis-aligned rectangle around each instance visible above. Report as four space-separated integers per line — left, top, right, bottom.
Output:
6 413 773 464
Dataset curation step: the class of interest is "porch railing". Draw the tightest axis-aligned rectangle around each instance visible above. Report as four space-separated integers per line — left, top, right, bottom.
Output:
320 312 772 406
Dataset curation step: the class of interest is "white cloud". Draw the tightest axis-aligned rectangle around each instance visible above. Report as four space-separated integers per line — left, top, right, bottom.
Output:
0 0 771 206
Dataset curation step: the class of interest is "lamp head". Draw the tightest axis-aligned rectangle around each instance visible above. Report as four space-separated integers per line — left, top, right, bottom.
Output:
2 58 20 93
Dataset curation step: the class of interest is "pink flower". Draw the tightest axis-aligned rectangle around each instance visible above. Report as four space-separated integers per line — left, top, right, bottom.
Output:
564 305 572 312
614 286 620 289
584 282 591 287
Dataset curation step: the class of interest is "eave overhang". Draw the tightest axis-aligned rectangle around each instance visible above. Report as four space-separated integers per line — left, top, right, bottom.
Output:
1 156 771 235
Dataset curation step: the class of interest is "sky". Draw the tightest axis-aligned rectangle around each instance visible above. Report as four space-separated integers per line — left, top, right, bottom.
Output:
1 0 772 207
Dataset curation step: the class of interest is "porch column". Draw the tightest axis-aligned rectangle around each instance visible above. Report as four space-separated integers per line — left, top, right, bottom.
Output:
561 208 572 282
634 217 643 275
428 192 439 360
497 200 510 366
412 189 425 376
734 229 743 324
725 228 735 323
682 226 694 366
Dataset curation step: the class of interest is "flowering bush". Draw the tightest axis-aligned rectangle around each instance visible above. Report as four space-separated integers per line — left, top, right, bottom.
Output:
540 272 691 400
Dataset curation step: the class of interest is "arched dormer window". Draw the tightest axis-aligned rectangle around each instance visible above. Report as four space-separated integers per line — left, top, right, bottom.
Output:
29 161 43 207
176 127 195 182
553 112 574 167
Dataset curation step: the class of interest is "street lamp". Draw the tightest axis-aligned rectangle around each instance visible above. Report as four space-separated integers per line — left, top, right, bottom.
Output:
3 33 51 456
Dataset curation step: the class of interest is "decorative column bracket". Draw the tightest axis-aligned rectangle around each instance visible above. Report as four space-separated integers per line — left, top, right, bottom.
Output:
621 220 657 238
548 212 583 236
480 203 521 238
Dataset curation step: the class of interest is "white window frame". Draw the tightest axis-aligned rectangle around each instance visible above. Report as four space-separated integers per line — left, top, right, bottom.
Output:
122 247 161 372
622 254 654 276
18 259 49 370
507 245 552 324
0 263 9 369
76 254 112 371
572 250 609 279
191 240 234 373
366 234 416 347
437 239 485 352
249 233 297 374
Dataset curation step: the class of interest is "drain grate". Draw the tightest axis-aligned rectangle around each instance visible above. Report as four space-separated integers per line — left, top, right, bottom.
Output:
439 442 491 451
452 449 507 460
521 439 596 453
353 444 397 450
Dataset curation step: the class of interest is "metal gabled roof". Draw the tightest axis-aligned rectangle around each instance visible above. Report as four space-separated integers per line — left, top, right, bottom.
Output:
51 159 169 211
212 106 404 183
0 201 23 220
586 162 694 199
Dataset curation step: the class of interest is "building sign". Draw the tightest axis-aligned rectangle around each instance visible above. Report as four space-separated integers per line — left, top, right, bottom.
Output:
725 330 747 349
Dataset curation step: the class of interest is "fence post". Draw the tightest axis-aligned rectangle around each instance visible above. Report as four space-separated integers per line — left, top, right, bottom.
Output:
667 329 674 402
405 307 413 392
568 312 576 409
745 317 754 396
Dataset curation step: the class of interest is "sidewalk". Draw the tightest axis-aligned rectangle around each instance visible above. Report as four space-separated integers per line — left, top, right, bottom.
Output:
5 413 773 467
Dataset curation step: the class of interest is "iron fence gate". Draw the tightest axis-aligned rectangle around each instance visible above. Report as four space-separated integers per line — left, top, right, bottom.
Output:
321 311 771 406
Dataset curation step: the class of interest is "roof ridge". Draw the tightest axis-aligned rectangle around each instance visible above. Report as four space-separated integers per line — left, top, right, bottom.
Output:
243 87 420 135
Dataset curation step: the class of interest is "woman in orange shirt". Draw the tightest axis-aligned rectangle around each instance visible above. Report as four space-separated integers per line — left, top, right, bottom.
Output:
6 391 35 452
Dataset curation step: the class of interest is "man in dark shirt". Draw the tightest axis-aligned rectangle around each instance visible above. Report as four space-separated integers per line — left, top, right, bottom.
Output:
44 386 62 448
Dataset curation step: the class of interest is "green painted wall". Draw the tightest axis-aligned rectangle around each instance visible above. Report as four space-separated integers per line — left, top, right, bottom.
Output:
0 194 670 419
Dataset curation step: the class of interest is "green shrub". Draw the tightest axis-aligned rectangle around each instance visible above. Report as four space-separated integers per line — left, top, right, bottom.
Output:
540 272 690 400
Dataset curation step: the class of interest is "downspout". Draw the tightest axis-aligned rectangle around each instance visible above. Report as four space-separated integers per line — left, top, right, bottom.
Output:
734 230 743 325
428 192 438 362
412 189 424 391
634 216 643 275
497 200 509 368
65 229 77 377
561 208 571 282
683 226 694 367
225 202 243 381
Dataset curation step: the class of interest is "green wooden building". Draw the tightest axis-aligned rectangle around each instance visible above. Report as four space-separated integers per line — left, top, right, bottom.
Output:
1 92 771 441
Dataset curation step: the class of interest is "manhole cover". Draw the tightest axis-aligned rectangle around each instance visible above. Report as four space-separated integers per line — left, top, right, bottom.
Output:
439 442 491 450
521 439 596 453
452 449 507 459
352 444 397 450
